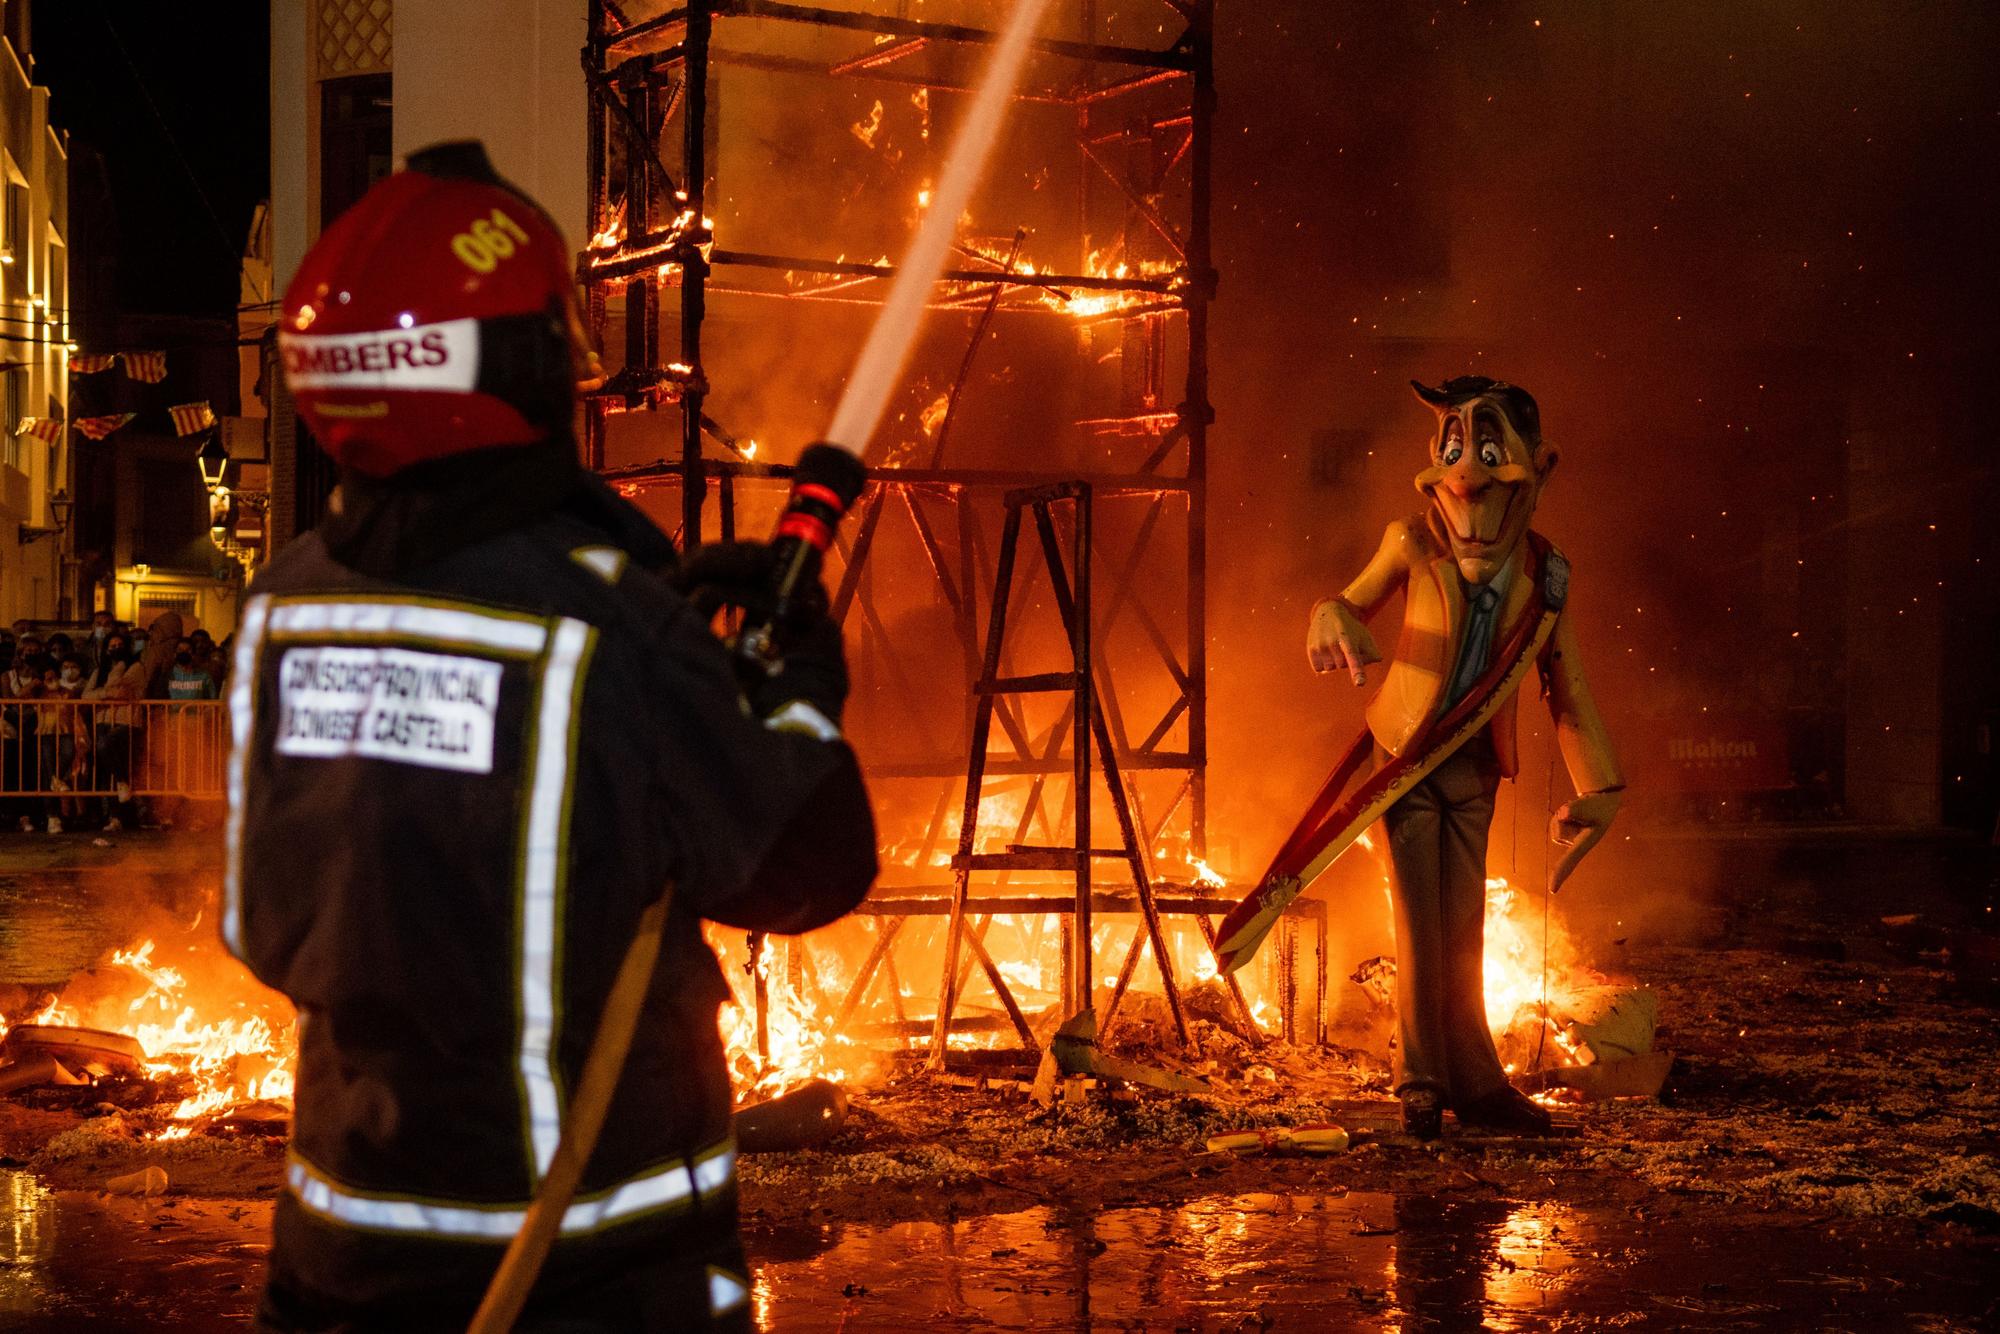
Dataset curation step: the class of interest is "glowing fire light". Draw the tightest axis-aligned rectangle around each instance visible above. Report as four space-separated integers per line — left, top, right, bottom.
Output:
1481 878 1595 1071
708 929 864 1103
110 941 296 1126
1186 857 1228 890
0 939 297 1139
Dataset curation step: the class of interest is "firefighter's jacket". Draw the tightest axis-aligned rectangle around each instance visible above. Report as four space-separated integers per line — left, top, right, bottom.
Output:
226 470 876 1302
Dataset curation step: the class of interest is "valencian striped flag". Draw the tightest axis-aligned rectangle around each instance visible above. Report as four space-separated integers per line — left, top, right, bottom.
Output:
68 353 116 374
75 413 137 440
13 416 64 443
168 402 217 437
119 350 168 383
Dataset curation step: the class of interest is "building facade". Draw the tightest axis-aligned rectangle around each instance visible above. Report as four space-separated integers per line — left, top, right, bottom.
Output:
265 0 585 549
0 3 71 623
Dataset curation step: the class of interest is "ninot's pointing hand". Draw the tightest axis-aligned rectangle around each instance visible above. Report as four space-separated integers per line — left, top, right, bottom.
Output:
1306 598 1380 686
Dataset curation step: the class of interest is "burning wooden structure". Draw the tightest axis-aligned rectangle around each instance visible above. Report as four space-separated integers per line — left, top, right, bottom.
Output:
572 0 1328 1079
0 3 1637 1133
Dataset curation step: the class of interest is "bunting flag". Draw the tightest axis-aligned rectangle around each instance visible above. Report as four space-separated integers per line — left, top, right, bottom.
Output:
13 416 64 443
68 353 117 374
119 350 168 383
74 413 137 441
168 401 217 437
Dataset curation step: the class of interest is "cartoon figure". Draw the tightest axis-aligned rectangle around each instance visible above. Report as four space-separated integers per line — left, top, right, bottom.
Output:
1216 377 1621 1139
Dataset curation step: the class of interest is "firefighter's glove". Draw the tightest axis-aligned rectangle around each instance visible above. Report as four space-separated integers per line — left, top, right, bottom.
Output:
671 541 784 622
671 541 849 729
747 603 849 732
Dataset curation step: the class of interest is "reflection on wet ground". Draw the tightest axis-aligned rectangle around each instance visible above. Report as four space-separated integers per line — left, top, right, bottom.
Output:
0 872 145 988
745 1189 1991 1331
0 871 198 989
0 1171 267 1331
0 1174 1988 1330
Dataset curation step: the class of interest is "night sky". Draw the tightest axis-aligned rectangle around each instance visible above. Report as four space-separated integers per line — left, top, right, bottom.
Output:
30 1 269 319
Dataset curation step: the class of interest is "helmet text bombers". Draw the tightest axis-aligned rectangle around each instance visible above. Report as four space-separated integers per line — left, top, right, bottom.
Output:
279 141 592 477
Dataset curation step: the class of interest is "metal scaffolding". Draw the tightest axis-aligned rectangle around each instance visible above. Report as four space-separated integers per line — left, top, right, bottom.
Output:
581 0 1230 1050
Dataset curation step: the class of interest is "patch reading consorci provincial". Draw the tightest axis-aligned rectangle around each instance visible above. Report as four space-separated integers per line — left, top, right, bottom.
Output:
276 645 503 774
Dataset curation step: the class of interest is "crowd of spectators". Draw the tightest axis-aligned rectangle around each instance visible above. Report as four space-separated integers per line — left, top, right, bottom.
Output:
0 609 231 834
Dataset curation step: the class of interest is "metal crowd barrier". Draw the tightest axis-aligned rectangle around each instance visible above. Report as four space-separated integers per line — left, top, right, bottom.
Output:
0 699 227 800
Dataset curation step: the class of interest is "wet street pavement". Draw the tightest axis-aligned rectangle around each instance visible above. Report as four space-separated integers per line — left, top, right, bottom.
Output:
0 1172 266 1331
744 1190 1992 1330
2 1171 1990 1331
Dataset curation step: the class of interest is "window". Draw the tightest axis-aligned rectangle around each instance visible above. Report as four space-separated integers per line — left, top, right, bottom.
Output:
138 593 199 626
320 74 393 228
3 177 23 267
3 371 21 471
45 235 63 342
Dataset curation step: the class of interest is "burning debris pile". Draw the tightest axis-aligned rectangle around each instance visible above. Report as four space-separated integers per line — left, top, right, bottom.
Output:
704 858 1666 1128
0 927 296 1158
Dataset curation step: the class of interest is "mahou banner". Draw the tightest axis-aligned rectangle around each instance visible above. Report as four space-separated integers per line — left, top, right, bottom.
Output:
1627 714 1792 792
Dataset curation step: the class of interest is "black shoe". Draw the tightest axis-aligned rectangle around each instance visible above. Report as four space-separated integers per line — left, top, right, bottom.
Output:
1399 1087 1443 1141
1454 1085 1553 1135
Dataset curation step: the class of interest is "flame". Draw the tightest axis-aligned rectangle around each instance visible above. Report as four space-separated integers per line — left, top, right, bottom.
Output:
0 938 298 1138
588 201 627 252
1186 856 1228 890
1480 878 1596 1071
709 929 865 1103
112 941 297 1126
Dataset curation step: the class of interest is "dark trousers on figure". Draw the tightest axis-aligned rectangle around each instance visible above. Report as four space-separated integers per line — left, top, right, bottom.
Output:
1379 734 1510 1105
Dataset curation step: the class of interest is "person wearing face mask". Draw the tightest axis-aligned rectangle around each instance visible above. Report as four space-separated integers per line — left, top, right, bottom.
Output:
168 639 216 701
2 651 41 832
150 636 220 832
82 632 139 831
189 630 224 690
37 658 86 834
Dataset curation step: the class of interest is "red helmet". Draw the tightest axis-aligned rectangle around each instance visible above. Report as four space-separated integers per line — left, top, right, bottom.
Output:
279 141 596 477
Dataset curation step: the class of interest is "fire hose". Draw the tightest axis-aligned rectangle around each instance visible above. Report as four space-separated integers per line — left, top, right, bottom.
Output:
469 0 1055 1325
466 892 673 1334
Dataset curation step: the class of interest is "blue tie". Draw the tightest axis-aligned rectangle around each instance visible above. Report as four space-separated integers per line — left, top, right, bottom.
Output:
1446 584 1502 707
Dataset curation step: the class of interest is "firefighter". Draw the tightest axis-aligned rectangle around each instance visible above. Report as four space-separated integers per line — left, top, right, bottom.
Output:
231 141 877 1331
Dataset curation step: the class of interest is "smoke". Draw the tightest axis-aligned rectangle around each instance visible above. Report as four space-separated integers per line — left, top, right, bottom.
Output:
595 3 1995 1012
1197 0 2000 946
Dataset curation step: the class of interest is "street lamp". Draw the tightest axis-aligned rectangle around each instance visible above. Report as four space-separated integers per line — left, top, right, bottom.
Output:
196 434 231 491
18 487 70 546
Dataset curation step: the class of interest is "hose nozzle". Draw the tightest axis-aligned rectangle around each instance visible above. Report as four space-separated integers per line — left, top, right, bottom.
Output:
734 442 867 668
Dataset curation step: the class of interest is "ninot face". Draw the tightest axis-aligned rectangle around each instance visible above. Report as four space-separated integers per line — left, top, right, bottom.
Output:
1410 379 1558 586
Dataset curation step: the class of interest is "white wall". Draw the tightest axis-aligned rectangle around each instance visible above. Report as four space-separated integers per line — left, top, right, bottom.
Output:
268 0 310 294
391 0 587 246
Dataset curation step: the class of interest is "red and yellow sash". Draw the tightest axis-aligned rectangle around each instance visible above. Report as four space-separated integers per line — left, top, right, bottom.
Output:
1213 539 1567 973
